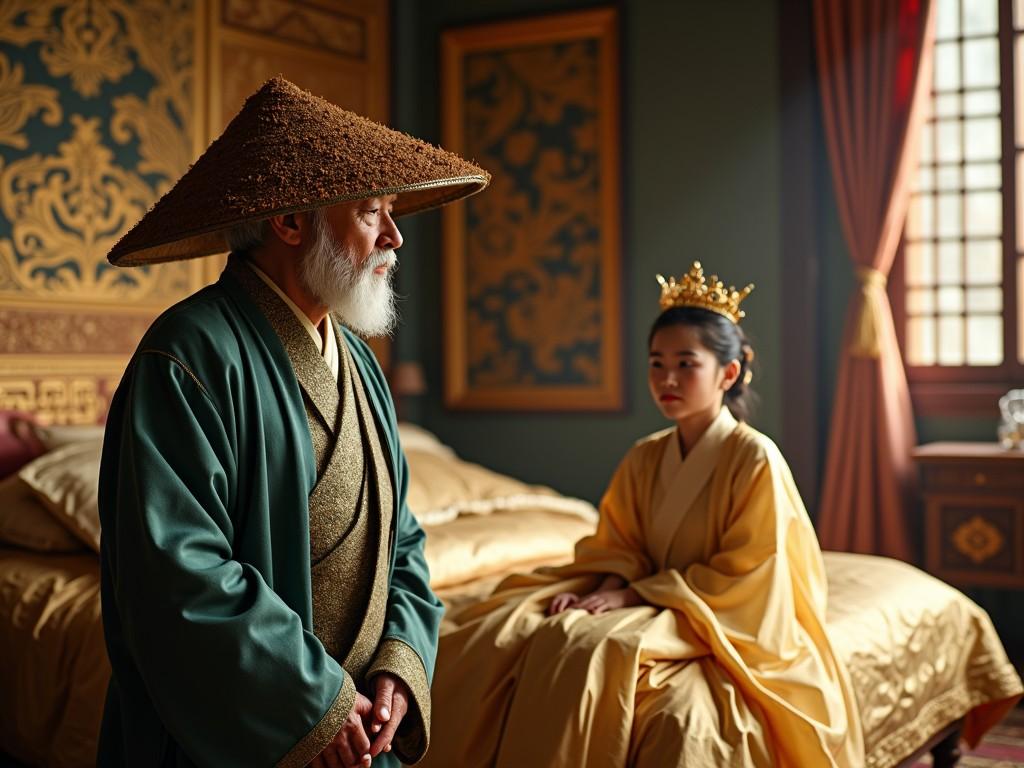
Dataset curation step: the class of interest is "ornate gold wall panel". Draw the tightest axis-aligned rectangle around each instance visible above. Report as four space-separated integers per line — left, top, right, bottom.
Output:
221 0 366 58
210 0 387 137
0 356 124 425
0 0 391 423
0 0 204 307
0 0 205 423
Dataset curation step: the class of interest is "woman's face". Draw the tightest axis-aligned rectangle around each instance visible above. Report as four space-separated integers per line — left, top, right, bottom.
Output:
648 324 735 423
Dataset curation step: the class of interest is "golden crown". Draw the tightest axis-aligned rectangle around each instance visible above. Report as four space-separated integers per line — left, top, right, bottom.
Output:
656 262 754 324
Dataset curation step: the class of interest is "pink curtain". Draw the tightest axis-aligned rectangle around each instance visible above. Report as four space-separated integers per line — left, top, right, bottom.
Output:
813 0 934 560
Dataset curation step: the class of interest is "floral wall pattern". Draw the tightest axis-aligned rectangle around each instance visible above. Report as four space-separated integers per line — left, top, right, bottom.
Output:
0 0 389 424
0 0 197 303
442 9 622 410
0 0 200 424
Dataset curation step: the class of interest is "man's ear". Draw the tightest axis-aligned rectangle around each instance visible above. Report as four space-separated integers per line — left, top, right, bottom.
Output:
267 213 305 246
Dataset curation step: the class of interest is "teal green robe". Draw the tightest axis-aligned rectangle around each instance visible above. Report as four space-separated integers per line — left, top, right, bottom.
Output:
97 266 442 767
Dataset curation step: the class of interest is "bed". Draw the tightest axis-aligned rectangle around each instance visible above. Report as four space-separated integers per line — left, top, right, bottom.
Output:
0 414 1020 768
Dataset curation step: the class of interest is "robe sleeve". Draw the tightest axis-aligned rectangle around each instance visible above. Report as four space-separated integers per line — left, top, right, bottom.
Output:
630 451 804 658
365 637 430 763
629 447 846 750
556 445 654 583
102 351 352 767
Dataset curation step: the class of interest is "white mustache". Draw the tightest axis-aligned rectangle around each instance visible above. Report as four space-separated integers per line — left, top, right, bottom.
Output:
366 249 397 272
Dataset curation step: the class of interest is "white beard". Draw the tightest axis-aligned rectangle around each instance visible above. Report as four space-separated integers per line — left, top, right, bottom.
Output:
299 209 398 338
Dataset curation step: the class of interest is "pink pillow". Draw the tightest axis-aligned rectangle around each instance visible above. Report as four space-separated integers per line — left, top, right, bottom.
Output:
0 411 45 479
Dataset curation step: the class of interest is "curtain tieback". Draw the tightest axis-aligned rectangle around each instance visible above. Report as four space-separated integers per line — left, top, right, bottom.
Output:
850 267 888 358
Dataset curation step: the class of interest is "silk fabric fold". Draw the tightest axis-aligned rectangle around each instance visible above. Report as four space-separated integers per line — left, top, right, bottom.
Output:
424 409 863 767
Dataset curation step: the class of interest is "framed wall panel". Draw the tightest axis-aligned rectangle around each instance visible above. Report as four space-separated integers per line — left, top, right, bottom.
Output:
441 8 623 411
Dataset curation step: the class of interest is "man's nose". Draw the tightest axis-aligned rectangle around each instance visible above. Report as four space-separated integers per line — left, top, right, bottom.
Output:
379 214 403 250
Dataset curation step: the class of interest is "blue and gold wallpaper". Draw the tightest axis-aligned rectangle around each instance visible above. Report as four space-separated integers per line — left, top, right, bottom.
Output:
0 0 390 423
0 0 201 424
444 10 622 411
0 0 197 304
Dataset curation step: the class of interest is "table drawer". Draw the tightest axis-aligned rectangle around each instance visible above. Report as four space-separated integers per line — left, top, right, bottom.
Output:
925 499 1024 588
921 463 1024 495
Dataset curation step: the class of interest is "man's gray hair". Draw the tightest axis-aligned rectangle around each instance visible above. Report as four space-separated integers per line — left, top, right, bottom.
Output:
224 218 269 254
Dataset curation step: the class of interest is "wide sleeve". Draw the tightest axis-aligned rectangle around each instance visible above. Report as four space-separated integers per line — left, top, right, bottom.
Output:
100 351 352 767
553 445 655 583
628 449 852 755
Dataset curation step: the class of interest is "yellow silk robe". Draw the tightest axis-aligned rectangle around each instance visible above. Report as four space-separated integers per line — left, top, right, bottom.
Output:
423 408 864 768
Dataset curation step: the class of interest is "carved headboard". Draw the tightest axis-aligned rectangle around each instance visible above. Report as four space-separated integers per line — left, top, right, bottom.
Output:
0 0 391 425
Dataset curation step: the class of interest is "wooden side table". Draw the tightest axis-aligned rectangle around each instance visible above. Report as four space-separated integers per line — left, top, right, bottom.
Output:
912 442 1024 589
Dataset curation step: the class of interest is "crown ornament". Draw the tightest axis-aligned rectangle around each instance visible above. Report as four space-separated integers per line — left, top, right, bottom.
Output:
656 262 754 324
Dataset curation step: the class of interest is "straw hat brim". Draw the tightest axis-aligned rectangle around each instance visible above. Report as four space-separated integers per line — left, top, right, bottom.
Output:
108 77 490 267
111 178 487 267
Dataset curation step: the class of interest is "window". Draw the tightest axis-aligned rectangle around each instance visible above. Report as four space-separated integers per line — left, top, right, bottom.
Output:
896 0 1024 413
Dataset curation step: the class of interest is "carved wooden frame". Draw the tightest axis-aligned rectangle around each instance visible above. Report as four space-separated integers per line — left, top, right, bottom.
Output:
440 8 623 411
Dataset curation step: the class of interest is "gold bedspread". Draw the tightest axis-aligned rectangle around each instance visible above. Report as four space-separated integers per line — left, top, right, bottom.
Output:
422 507 593 590
431 550 1021 768
823 552 1022 767
0 545 1019 768
0 546 108 768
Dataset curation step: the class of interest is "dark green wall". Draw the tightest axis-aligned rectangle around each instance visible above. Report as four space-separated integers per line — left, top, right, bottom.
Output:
391 0 782 505
389 0 1020 660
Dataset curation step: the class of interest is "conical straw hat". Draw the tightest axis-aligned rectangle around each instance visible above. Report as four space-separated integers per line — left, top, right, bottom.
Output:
108 76 490 266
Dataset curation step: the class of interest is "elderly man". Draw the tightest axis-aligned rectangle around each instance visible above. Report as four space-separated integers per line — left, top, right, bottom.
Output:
97 77 488 768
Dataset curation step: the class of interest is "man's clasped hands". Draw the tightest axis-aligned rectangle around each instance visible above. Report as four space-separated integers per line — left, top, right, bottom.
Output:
311 573 643 767
311 672 410 768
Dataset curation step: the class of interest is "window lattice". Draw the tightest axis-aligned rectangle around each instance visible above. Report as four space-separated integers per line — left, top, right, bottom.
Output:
906 0 1004 366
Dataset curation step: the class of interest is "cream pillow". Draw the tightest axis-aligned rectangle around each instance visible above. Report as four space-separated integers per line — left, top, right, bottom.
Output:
0 474 85 553
404 448 596 526
19 440 102 552
397 422 456 459
29 422 106 452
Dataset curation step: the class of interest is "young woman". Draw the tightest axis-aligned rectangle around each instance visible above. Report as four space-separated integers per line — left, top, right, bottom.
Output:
422 263 864 768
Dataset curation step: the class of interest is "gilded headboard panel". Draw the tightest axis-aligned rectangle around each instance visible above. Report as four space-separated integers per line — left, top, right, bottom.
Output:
0 0 391 425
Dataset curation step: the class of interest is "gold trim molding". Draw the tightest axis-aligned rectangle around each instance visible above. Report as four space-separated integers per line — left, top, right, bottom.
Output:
0 355 127 425
221 0 366 59
0 307 153 354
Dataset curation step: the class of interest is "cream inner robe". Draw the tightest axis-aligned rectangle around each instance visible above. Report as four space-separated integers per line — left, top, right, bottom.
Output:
249 260 339 382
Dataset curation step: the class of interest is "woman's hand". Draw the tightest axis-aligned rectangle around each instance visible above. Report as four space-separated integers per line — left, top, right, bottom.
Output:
548 591 580 615
576 587 643 614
